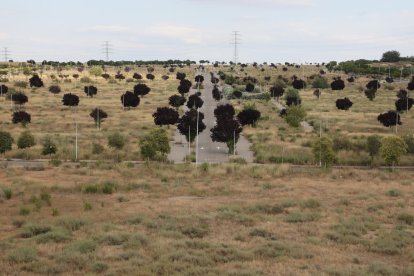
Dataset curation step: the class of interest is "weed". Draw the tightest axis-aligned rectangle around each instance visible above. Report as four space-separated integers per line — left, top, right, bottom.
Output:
8 247 38 263
285 212 320 223
386 189 401 197
3 188 12 199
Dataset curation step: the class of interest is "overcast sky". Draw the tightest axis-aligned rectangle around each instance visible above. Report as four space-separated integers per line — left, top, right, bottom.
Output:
0 0 413 63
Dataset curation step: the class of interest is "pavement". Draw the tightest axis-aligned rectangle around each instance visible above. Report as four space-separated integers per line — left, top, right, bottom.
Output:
168 71 254 164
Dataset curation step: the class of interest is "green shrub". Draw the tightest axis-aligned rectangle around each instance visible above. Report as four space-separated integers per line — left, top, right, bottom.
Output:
84 184 98 193
311 76 329 89
285 212 320 223
386 189 401 197
40 192 51 206
66 239 97 254
19 207 30 216
8 247 37 263
83 202 92 211
57 217 87 232
21 224 52 238
285 106 306 127
14 81 28 88
36 227 71 243
370 229 413 255
300 199 321 209
102 182 116 194
397 213 414 225
3 188 12 199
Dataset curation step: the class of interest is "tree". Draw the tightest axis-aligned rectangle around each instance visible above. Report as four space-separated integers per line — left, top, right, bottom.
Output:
176 72 186 80
178 79 192 95
381 50 401 62
101 73 110 80
0 84 8 96
186 94 203 109
313 89 321 99
377 111 401 127
29 75 44 88
195 75 204 83
285 105 306 127
17 131 36 157
84 86 98 97
395 97 413 112
214 104 235 121
366 80 380 91
169 94 186 109
12 111 31 125
107 133 125 150
0 131 13 155
146 73 155 80
140 128 170 160
312 76 329 89
330 78 345 90
285 88 301 106
365 88 377 101
121 91 140 109
380 136 407 168
408 77 414 91
133 73 142 80
237 107 261 127
62 93 79 106
177 109 206 143
89 66 103 77
41 136 57 157
89 108 108 129
312 137 337 167
153 107 179 126
10 92 28 106
270 85 285 101
162 75 169 81
48 85 61 95
366 135 381 164
210 118 242 154
134 83 151 97
292 79 306 90
115 72 125 80
336 98 353 110
245 83 255 92
212 86 221 101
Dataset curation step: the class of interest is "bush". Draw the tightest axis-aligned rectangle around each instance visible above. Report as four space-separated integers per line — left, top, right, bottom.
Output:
21 224 52 238
108 133 125 150
0 131 14 154
312 137 337 167
66 239 97 254
402 134 414 154
14 81 28 88
312 76 329 89
3 188 12 199
140 128 170 160
397 213 414 225
386 189 401 197
84 202 92 211
8 247 37 263
19 207 30 216
84 184 98 193
17 131 36 150
285 106 306 127
102 182 116 194
92 143 104 154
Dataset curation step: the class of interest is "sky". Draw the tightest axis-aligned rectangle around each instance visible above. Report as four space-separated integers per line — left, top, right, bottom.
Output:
0 0 413 63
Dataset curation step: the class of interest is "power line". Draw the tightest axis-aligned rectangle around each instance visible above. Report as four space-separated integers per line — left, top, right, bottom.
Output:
230 31 241 65
102 41 113 62
2 47 11 62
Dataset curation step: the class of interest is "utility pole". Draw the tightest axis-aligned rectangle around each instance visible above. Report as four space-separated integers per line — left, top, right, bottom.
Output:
230 31 241 65
102 41 113 62
2 47 10 62
195 110 199 167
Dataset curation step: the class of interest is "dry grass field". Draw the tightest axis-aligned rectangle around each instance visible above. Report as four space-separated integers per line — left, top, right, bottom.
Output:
0 163 413 275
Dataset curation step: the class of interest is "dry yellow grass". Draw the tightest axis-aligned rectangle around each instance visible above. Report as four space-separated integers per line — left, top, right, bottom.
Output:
0 163 413 275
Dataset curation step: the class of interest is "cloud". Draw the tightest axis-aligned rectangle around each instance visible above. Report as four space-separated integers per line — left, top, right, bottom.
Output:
187 0 314 7
79 25 131 33
145 25 203 44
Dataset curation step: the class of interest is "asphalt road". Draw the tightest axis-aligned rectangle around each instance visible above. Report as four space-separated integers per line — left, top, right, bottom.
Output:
168 71 254 164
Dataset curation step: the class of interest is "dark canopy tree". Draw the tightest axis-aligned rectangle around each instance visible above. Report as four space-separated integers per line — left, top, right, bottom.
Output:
134 83 151 97
233 90 242 99
121 91 140 108
11 92 28 106
331 78 345 90
397 89 408 99
62 93 79 106
365 89 377 101
212 86 221 101
115 72 125 80
84 86 98 97
161 75 169 81
385 77 394 83
12 111 31 125
381 50 400 62
133 73 142 80
49 85 61 95
270 85 284 100
408 77 414 91
29 75 44 88
195 75 204 83
210 118 242 154
377 111 401 127
186 94 203 109
292 79 306 90
146 73 155 80
176 72 186 80
313 89 321 99
89 108 108 129
336 98 353 110
153 107 179 126
245 83 255 92
366 80 381 91
178 79 192 95
237 108 261 127
0 84 8 96
395 97 414 112
214 104 235 121
169 94 186 109
101 73 110 80
347 76 355 83
177 109 206 142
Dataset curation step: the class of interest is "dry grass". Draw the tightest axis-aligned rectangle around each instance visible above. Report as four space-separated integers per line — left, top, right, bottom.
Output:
0 163 413 275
